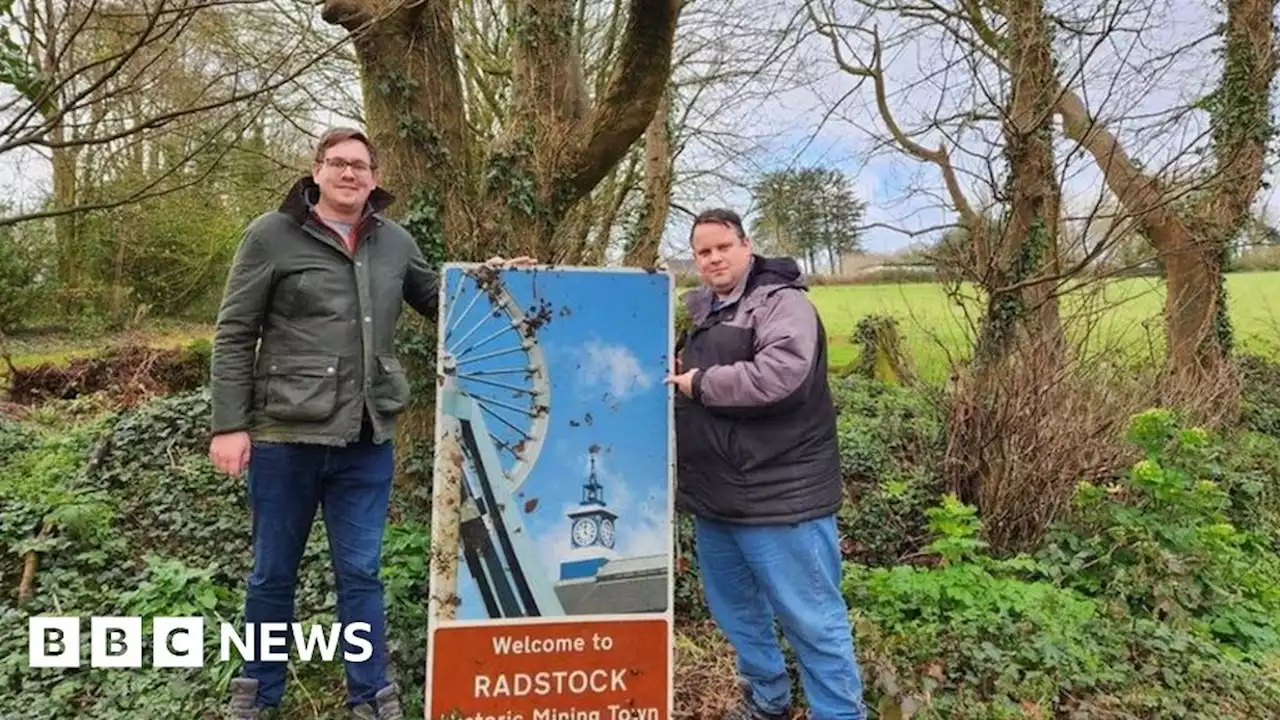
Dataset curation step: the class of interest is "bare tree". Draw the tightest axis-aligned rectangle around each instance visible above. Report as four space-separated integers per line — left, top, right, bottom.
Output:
656 0 817 261
0 0 361 313
806 6 1067 367
822 0 1278 393
321 0 681 263
806 0 1160 552
1053 0 1277 387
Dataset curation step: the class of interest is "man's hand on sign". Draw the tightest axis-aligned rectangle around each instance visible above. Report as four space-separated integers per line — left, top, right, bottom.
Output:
484 255 538 268
665 368 699 398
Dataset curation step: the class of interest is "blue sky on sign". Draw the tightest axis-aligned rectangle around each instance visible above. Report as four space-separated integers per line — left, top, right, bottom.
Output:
438 266 671 621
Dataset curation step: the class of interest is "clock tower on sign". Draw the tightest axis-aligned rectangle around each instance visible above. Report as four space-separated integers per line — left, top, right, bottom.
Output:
559 450 619 581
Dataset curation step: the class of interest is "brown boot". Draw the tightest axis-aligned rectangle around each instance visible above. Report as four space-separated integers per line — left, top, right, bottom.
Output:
725 680 790 720
226 678 260 720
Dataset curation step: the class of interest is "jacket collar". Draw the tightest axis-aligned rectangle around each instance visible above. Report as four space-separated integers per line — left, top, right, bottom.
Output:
278 175 395 226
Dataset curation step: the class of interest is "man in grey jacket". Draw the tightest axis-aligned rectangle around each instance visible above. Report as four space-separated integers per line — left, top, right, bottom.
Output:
666 208 865 720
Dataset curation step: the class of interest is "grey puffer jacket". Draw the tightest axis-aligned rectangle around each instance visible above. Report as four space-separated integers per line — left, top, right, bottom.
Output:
674 255 843 525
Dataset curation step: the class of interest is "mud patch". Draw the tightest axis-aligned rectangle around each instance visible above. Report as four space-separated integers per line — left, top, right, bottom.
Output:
7 343 209 407
673 622 747 717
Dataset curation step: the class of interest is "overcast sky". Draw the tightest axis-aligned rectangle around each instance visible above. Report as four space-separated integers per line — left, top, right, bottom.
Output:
5 0 1277 259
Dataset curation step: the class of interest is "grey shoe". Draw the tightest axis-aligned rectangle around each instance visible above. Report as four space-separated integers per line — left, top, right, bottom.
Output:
227 678 260 720
350 684 403 720
726 682 790 720
374 683 404 720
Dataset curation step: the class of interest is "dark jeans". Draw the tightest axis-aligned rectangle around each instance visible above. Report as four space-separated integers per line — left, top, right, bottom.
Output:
241 430 395 708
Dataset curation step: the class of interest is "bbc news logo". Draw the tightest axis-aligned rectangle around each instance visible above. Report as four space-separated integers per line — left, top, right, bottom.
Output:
28 617 373 668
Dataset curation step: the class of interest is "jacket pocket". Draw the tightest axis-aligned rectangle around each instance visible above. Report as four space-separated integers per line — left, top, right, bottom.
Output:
370 354 411 415
675 401 742 472
261 355 340 422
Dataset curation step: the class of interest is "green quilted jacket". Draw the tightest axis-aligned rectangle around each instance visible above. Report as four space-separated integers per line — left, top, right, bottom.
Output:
209 176 438 446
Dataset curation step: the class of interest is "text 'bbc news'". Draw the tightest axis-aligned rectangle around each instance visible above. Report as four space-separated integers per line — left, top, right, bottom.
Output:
28 617 372 668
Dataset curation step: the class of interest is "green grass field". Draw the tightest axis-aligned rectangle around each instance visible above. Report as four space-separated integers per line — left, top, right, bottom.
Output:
810 271 1280 379
5 272 1279 386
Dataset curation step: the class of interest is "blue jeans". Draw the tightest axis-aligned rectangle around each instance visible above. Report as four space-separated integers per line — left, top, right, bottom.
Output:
694 514 866 720
241 432 395 708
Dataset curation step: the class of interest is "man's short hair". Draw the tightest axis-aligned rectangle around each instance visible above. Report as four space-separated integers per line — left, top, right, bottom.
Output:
313 127 379 169
691 208 747 243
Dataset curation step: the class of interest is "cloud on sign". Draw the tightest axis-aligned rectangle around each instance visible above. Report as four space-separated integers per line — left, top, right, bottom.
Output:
575 339 655 401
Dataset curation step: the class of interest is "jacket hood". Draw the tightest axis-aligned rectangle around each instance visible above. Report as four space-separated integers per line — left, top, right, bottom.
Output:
278 175 396 224
748 254 805 289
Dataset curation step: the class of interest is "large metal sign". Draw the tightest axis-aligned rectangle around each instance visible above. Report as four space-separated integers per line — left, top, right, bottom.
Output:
425 264 674 720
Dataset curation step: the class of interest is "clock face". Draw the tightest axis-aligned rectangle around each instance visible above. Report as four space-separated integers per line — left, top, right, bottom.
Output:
572 518 597 547
599 519 615 548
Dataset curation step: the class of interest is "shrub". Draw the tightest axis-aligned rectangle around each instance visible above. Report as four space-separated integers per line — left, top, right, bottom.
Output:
0 222 51 332
1209 430 1280 544
846 411 1280 718
830 376 947 566
845 496 1121 719
1038 409 1280 655
942 344 1167 553
1239 353 1280 437
848 496 1280 718
1236 246 1280 273
0 392 434 718
673 514 709 622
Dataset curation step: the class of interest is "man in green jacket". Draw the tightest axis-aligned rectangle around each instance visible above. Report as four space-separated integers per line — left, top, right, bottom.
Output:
209 127 522 719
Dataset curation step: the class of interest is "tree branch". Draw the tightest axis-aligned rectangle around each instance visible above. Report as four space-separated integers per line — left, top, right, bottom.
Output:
1055 88 1176 237
320 0 378 30
807 5 980 231
0 106 262 227
2 0 397 157
564 0 681 199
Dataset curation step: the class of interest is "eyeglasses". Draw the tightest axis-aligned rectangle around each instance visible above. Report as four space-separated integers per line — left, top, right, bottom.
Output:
322 157 375 173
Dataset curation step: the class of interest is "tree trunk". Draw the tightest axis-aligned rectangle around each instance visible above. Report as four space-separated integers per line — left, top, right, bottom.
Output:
1055 0 1275 387
812 15 1065 366
36 1 80 317
343 2 475 257
624 85 671 267
1163 237 1227 380
952 0 1064 520
973 0 1062 370
322 0 681 499
52 138 79 315
325 0 681 262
